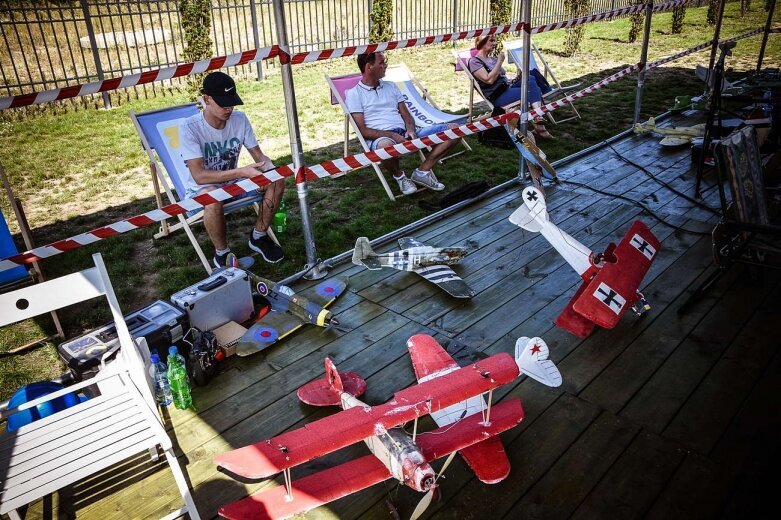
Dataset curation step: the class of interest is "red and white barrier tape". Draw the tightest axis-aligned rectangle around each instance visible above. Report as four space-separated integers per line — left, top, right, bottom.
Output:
0 0 698 109
0 25 774 271
0 46 283 110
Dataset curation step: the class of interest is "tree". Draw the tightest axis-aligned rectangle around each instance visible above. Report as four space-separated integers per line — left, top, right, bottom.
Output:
707 0 719 25
629 0 645 43
369 0 393 43
178 0 213 94
564 0 591 55
489 0 512 54
671 5 686 34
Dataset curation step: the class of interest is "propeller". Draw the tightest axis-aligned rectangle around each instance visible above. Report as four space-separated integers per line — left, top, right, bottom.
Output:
321 317 351 335
409 451 458 520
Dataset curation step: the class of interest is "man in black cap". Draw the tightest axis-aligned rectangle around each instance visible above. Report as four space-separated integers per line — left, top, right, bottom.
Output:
180 71 285 266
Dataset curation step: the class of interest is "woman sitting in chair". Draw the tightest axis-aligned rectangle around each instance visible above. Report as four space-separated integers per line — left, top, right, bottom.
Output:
468 35 553 139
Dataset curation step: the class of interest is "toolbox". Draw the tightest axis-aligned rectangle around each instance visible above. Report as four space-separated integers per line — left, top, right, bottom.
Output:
170 267 253 332
58 300 188 381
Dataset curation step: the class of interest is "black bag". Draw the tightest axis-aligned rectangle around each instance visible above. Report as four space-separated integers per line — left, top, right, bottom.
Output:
477 106 515 149
187 329 221 386
439 180 490 208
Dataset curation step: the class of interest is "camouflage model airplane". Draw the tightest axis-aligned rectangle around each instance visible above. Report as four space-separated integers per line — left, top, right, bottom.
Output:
633 117 706 147
352 237 475 298
236 272 348 356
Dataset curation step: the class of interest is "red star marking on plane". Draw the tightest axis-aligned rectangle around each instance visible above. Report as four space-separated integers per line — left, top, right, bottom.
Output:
530 344 542 355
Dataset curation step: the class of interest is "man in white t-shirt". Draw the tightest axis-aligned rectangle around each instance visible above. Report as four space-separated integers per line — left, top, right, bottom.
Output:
345 52 461 196
180 71 284 267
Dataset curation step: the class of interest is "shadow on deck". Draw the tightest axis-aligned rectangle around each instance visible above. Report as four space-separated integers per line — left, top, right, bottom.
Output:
33 112 779 519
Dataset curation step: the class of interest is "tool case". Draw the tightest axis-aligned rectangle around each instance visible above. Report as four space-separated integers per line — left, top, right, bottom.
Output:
58 300 188 381
170 267 253 332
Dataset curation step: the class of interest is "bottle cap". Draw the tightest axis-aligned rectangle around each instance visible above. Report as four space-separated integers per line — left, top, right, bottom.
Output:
150 353 160 363
168 346 178 355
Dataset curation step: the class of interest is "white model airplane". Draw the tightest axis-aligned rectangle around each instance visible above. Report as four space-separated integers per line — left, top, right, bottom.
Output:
509 186 661 337
352 236 475 298
633 116 706 147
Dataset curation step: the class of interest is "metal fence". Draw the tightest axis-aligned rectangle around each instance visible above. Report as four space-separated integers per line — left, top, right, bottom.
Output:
0 0 642 107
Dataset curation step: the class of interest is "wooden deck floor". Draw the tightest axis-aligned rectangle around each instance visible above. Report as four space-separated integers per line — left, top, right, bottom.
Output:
39 114 780 519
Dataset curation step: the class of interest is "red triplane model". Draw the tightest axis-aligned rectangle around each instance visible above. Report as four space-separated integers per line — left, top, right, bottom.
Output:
214 335 545 519
509 186 661 338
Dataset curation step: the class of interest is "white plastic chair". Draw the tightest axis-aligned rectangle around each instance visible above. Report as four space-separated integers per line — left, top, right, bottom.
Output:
0 253 200 520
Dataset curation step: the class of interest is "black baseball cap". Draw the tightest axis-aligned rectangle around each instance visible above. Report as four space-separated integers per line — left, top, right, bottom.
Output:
201 71 243 107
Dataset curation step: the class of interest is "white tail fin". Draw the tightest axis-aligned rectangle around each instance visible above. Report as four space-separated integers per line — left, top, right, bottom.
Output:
509 187 548 232
514 336 562 387
352 237 381 269
509 187 594 277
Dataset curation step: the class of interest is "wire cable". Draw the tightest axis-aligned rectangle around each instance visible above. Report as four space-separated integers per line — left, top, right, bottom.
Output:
557 178 712 236
607 144 721 215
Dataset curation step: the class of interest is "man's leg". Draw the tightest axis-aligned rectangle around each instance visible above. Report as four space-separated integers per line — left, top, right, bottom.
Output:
254 178 284 232
199 186 228 250
410 123 460 191
419 123 461 170
249 179 285 263
372 136 417 195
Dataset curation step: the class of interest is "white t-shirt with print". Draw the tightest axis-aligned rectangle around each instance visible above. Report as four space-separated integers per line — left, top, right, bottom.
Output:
345 80 406 132
179 110 259 194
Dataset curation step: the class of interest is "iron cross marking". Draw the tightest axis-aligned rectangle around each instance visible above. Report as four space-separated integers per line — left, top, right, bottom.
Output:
595 282 625 314
630 234 655 260
526 191 539 202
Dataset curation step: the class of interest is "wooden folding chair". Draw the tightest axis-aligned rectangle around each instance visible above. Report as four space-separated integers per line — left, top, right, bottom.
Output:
326 64 471 201
130 103 275 273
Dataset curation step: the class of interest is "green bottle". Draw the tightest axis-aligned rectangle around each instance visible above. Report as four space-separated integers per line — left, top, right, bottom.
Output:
167 346 193 410
273 199 287 239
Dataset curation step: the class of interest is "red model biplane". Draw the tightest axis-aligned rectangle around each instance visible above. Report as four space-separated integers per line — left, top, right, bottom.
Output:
509 186 661 338
214 351 524 519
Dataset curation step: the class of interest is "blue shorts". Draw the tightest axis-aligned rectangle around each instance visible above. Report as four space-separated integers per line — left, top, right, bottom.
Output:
368 123 451 150
184 185 261 218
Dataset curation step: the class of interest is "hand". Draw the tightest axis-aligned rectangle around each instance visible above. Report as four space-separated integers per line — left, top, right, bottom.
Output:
239 165 263 178
404 129 417 140
497 52 506 65
389 132 406 144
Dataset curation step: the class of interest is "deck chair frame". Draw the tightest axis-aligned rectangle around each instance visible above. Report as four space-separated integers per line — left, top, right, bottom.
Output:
130 103 275 274
0 163 64 352
0 253 200 520
504 39 581 124
326 64 471 201
453 48 519 122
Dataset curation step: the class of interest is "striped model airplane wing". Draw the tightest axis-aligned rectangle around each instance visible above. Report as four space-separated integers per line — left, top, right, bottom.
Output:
408 334 517 484
413 264 475 299
214 352 519 479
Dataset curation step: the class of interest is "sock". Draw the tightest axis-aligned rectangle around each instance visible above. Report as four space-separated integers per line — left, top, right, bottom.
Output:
215 247 231 257
252 229 266 240
394 173 406 179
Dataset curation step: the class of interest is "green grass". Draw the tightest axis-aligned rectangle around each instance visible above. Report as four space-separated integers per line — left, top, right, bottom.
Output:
1 3 779 399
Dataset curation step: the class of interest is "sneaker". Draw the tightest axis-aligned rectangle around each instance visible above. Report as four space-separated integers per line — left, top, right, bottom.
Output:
249 234 284 263
412 169 445 191
395 172 418 195
213 251 240 269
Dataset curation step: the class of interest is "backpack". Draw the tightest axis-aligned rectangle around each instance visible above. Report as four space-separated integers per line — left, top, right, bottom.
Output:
477 106 515 149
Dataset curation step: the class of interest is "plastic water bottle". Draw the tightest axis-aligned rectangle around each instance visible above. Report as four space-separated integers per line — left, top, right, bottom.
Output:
273 199 287 239
149 353 172 407
167 346 193 410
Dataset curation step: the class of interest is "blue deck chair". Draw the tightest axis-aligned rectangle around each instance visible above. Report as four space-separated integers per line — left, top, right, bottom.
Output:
326 63 471 201
504 39 581 124
0 166 64 347
130 103 268 273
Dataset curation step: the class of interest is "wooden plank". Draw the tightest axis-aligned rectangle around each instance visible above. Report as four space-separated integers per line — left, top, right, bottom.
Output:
645 452 733 520
618 271 780 434
502 409 639 519
662 277 781 453
570 431 686 519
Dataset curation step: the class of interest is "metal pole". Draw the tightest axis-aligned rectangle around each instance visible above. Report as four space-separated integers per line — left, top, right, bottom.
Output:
249 0 264 81
705 0 728 92
79 0 110 109
271 0 325 279
452 0 458 46
518 0 532 179
756 0 777 73
633 0 654 124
